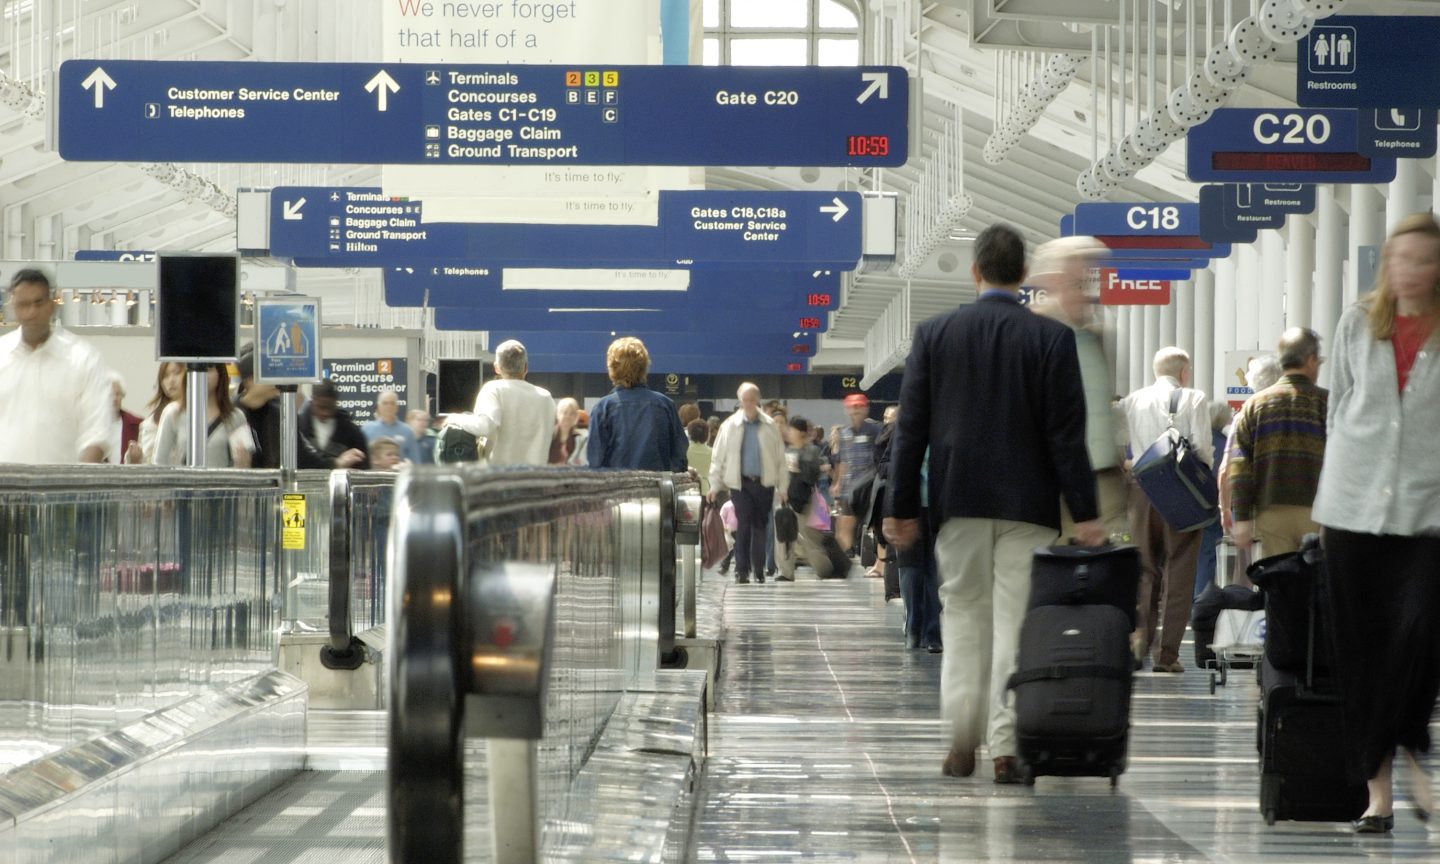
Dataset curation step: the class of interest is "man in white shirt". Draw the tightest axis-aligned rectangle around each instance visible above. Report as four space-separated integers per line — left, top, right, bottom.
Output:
1121 347 1215 673
0 269 112 464
446 340 555 466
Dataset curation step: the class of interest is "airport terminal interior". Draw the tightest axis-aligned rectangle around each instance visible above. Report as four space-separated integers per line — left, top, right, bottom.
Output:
3 0 1440 861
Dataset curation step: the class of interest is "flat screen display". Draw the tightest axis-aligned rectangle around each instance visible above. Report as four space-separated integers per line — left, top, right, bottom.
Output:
437 358 483 414
156 254 239 361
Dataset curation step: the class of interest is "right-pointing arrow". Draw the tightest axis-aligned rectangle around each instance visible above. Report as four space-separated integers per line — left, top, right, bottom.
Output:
282 198 307 220
820 197 850 222
857 72 889 105
81 66 117 109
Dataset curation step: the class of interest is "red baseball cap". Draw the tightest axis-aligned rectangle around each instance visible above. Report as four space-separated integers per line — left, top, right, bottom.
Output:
843 394 869 408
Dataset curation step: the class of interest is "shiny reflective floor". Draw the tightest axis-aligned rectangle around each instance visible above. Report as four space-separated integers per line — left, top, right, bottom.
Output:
686 564 1440 863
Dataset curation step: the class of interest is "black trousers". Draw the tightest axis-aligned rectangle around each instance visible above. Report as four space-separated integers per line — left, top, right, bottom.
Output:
1325 527 1440 779
731 477 774 579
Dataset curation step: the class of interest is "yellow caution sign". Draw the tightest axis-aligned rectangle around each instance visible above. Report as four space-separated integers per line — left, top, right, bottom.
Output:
282 494 307 551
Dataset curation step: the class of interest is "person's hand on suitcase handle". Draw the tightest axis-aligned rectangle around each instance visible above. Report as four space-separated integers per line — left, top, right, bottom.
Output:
883 516 919 551
1231 519 1255 551
1071 519 1107 548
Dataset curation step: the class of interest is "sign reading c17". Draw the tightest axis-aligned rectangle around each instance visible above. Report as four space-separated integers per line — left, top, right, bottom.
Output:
59 60 909 168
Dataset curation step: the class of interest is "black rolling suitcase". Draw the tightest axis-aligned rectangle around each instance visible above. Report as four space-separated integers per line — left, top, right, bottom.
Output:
1251 534 1365 824
818 532 850 579
1009 604 1133 785
1009 544 1140 786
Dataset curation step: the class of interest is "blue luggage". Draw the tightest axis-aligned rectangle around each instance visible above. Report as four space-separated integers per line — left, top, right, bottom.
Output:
1131 389 1218 532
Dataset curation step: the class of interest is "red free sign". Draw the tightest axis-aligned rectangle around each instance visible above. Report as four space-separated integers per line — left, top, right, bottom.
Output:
1098 269 1172 306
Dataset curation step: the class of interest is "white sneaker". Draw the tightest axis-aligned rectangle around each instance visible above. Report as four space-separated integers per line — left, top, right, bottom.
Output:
886 598 904 607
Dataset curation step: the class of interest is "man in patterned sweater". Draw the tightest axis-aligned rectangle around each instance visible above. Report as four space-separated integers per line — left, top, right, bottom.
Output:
1228 327 1329 556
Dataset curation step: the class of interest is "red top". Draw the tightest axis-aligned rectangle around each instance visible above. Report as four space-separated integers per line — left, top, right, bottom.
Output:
1393 314 1437 394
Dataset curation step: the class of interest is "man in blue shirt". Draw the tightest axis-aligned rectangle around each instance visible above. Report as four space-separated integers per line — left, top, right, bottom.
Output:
362 390 421 464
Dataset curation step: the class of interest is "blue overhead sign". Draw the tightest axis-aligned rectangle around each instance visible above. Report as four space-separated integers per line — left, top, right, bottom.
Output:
1358 108 1438 159
1186 108 1396 184
74 250 156 262
385 266 841 310
59 60 909 167
461 330 820 365
1297 16 1440 108
1074 202 1200 236
1199 186 1259 245
526 354 812 376
270 187 862 268
434 306 828 334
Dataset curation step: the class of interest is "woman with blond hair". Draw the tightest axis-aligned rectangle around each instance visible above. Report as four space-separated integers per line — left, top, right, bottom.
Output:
550 397 588 465
586 337 687 471
1315 213 1440 834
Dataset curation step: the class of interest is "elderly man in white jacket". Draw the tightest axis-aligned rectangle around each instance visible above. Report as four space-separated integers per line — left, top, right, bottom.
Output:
709 382 787 584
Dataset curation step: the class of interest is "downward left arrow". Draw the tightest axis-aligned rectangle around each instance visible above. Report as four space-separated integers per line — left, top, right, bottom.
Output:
82 67 116 109
282 198 307 220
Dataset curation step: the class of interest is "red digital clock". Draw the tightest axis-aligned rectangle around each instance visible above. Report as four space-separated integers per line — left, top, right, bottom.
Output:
791 344 812 355
786 362 805 372
848 135 891 158
806 293 832 307
798 317 821 330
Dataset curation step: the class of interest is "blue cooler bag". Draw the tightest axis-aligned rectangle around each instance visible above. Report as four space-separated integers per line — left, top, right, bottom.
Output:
1131 389 1218 533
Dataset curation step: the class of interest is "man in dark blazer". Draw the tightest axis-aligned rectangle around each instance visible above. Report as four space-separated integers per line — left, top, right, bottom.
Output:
884 223 1104 784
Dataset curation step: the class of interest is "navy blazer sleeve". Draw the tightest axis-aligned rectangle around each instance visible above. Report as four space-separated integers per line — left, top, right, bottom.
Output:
1042 327 1098 524
888 321 933 520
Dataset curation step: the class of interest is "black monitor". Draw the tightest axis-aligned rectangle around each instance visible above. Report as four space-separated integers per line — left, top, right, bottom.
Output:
156 254 239 362
437 358 483 414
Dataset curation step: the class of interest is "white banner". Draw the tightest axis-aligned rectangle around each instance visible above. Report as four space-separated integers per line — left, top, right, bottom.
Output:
381 0 687 225
503 268 690 291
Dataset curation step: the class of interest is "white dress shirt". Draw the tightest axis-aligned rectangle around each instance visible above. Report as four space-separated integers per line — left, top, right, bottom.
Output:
0 326 113 464
1120 375 1215 467
448 377 557 467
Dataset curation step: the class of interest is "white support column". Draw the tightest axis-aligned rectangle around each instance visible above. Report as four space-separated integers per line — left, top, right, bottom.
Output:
1129 305 1146 394
1258 229 1287 351
1175 278 1195 360
1111 305 1130 398
1285 213 1315 330
1234 243 1261 351
1388 157 1423 233
1213 254 1238 398
1143 305 1161 381
1159 287 1178 349
1193 269 1216 402
1314 185 1346 387
1348 183 1385 305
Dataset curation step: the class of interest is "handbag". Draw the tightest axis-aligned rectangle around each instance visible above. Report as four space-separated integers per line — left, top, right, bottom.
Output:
1131 389 1218 532
807 490 831 532
700 502 728 570
1029 543 1142 629
435 425 480 464
774 507 799 545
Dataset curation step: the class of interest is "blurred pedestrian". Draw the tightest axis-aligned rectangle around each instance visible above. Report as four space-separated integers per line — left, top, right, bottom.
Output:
154 363 255 468
550 397 589 466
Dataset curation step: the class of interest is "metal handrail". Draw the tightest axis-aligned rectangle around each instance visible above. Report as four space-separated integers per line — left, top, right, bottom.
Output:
0 465 283 491
387 465 685 864
321 469 364 669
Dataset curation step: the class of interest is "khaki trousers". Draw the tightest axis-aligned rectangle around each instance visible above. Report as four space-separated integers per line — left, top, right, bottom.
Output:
933 517 1058 758
1129 486 1202 666
1254 505 1319 557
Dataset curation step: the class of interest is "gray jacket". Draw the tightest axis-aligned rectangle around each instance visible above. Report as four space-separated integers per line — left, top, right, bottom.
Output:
1312 304 1440 536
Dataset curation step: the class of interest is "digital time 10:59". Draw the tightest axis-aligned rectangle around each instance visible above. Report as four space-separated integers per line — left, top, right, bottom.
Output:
807 293 832 307
847 135 890 157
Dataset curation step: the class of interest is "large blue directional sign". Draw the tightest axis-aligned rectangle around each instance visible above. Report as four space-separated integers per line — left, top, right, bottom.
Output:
457 330 821 365
59 60 908 167
270 187 862 268
1187 108 1396 184
1358 108 1438 159
1297 16 1440 109
526 353 812 375
384 267 843 310
1073 203 1230 260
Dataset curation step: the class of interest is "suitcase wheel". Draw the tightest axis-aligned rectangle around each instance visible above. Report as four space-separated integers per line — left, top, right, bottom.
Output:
1264 808 1277 826
1109 767 1120 789
1220 666 1229 687
1209 672 1218 695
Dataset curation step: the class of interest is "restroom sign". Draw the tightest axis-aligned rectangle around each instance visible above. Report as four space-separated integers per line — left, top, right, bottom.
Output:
1098 269 1171 306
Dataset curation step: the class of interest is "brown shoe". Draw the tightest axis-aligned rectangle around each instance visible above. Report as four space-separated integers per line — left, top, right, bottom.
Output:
942 745 976 778
1153 661 1184 674
993 756 1023 784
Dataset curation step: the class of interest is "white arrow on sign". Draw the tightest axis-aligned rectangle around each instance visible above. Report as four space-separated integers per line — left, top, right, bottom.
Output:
282 198 307 220
82 66 117 109
365 70 401 112
857 72 889 105
819 197 850 222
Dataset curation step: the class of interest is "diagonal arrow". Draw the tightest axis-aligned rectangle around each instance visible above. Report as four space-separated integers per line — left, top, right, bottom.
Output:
365 70 401 112
857 72 889 105
282 198 307 220
819 197 850 222
81 66 116 109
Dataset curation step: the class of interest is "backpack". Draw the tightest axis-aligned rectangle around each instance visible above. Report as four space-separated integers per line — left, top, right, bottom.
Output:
1131 389 1218 532
435 425 480 465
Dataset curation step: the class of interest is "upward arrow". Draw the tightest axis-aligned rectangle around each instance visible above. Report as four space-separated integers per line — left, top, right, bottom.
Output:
857 72 889 105
365 70 401 112
81 66 117 109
